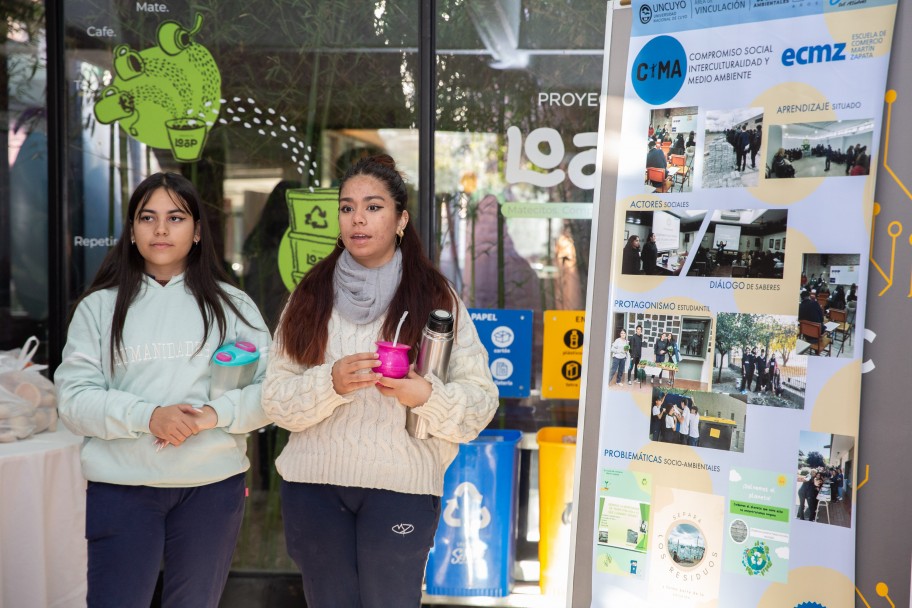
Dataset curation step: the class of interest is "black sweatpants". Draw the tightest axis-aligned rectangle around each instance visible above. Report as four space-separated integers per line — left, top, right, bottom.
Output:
282 481 441 608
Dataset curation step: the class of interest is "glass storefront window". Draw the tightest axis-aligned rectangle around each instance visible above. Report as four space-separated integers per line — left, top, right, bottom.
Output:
435 0 607 431
2 2 48 357
433 1 608 593
51 0 609 592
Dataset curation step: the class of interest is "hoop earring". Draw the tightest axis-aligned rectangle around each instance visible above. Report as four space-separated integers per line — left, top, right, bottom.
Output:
395 231 403 248
337 235 345 249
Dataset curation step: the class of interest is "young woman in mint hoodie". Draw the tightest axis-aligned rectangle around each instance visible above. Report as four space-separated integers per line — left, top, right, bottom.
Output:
55 172 271 608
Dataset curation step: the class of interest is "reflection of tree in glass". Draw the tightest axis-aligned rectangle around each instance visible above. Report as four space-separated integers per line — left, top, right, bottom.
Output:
5 3 49 326
242 180 300 331
435 1 604 309
461 194 539 311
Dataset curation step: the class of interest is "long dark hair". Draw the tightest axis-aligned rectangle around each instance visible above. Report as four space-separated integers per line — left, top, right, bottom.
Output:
279 155 455 366
72 172 254 368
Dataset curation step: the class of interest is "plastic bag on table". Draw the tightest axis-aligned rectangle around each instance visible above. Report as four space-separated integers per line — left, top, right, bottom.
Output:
0 336 46 372
0 385 38 442
0 336 58 435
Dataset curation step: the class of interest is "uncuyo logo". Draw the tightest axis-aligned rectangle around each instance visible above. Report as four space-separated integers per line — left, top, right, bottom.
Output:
640 3 653 23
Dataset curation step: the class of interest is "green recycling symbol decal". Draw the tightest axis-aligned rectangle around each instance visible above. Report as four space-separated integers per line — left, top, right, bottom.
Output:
278 188 340 292
93 14 221 162
742 540 773 576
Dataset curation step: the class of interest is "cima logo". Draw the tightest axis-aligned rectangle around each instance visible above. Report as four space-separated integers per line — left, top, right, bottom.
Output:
631 35 687 105
781 42 847 66
640 3 653 23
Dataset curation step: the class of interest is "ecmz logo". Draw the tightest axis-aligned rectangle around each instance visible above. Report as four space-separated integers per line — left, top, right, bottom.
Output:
781 42 846 66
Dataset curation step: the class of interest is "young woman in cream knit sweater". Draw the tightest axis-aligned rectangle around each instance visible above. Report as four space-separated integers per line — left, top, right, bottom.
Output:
262 155 498 607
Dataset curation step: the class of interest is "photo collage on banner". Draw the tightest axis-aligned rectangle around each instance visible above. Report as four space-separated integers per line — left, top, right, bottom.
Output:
590 0 897 606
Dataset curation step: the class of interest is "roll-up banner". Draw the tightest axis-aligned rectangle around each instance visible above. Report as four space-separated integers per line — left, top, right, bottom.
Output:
576 0 898 606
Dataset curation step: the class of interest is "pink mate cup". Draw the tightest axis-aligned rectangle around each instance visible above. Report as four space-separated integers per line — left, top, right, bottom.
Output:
375 341 411 378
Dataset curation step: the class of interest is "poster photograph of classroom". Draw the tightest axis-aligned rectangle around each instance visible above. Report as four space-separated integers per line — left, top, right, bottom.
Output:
797 253 861 358
766 119 875 179
686 209 787 279
644 105 698 193
711 312 807 409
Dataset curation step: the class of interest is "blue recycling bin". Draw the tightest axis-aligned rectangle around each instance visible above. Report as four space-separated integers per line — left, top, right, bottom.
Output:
424 429 522 597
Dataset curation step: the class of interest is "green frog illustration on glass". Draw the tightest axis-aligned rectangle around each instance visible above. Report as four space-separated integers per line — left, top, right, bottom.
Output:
93 14 221 162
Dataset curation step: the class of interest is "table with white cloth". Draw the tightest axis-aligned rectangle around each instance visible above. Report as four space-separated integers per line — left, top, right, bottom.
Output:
637 363 677 388
0 427 87 608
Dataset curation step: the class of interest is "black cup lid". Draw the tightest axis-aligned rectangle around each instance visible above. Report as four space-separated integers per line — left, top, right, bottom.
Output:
427 309 454 332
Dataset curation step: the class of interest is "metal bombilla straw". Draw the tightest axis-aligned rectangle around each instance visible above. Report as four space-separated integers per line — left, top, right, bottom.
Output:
392 311 408 347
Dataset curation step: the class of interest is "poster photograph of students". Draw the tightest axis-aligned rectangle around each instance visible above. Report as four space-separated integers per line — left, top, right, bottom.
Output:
645 105 698 193
701 107 763 189
608 311 714 391
796 430 855 527
712 312 807 409
765 119 874 179
798 253 861 358
621 210 705 276
686 209 787 279
649 387 746 453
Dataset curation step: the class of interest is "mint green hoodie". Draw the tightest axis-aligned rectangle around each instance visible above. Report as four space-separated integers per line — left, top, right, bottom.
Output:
55 274 271 488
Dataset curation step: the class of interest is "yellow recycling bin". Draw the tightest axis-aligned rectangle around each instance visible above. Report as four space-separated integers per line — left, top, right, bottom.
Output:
537 427 578 597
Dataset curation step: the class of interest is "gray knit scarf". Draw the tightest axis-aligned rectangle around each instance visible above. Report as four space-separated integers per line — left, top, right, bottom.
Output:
333 249 403 324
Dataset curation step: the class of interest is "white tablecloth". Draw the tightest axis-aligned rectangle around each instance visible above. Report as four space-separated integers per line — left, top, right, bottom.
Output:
0 427 87 608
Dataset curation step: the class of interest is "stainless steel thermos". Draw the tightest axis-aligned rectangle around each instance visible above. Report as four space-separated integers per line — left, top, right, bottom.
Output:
406 309 454 439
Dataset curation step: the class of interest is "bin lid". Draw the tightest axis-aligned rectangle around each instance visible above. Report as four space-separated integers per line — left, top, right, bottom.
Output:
701 416 736 426
475 429 522 444
537 426 578 445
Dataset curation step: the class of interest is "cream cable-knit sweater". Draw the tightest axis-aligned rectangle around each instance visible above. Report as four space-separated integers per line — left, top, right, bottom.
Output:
261 301 499 496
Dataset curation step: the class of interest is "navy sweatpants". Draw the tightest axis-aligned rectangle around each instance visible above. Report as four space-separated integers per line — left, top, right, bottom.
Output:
281 481 441 608
84 473 245 608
